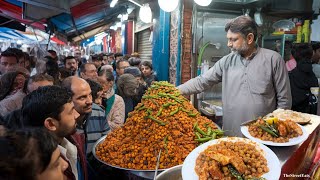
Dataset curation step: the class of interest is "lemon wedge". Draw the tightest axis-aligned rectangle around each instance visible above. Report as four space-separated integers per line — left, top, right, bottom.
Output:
265 117 279 125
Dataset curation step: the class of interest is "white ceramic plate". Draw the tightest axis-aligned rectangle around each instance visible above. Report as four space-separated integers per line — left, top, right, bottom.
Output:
182 137 280 180
241 124 308 146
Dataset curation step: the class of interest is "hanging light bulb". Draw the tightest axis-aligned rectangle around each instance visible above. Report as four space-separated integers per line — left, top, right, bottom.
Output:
158 0 179 12
110 0 118 8
194 0 212 6
139 4 152 23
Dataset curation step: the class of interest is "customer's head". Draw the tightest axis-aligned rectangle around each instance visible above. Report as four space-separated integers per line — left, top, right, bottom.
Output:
0 48 19 74
116 59 130 76
80 63 98 80
45 60 59 82
225 15 258 55
86 79 103 105
62 76 93 115
291 43 313 62
22 86 79 138
128 57 142 67
0 70 28 100
98 69 114 94
91 55 102 68
117 74 139 97
311 42 320 63
124 66 142 82
0 128 68 180
26 74 54 93
63 56 78 73
114 53 123 60
140 61 153 77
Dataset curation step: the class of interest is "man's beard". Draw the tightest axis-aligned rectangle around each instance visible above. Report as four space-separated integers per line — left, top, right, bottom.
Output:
56 126 77 138
231 41 249 56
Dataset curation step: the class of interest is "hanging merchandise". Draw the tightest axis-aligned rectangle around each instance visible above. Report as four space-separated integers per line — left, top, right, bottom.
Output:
158 0 179 12
302 20 310 43
139 4 152 23
296 22 302 43
194 0 212 6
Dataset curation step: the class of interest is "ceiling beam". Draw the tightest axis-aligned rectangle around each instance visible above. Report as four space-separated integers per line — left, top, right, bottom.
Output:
72 24 110 42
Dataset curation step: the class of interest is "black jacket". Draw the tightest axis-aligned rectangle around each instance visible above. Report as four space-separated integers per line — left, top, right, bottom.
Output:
289 60 319 113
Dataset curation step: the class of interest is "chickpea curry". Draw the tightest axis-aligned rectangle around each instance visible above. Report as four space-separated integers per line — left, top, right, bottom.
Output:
248 117 303 143
95 81 223 170
195 140 269 180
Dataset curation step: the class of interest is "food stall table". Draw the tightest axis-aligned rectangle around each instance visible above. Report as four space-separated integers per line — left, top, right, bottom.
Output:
269 114 320 179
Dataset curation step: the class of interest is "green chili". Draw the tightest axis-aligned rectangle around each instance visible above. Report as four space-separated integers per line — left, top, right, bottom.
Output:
153 82 174 87
146 109 153 116
195 125 207 136
156 107 163 117
188 112 198 117
147 115 166 126
207 126 212 136
163 102 177 108
137 105 147 111
169 107 180 116
195 137 213 143
228 164 244 180
150 84 160 89
151 99 159 107
259 125 279 137
212 129 224 136
193 122 198 129
181 108 190 113
163 135 169 153
195 132 201 139
142 95 159 99
211 132 217 139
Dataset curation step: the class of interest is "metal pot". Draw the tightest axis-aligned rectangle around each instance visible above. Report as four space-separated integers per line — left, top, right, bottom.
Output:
156 165 182 180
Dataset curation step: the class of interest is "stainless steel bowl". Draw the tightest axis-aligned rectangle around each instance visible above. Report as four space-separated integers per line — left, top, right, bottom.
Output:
156 165 182 180
92 135 165 179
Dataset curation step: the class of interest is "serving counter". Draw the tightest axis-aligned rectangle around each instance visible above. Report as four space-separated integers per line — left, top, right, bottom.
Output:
275 114 320 179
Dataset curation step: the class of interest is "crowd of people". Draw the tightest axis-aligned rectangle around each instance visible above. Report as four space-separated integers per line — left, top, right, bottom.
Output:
1 15 320 179
0 48 157 180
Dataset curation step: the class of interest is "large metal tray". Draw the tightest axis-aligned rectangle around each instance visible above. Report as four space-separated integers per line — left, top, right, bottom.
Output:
93 122 222 179
92 135 165 179
92 135 167 171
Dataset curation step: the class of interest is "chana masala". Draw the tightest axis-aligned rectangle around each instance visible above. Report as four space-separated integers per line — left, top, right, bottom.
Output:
95 81 222 170
248 118 303 143
195 140 269 180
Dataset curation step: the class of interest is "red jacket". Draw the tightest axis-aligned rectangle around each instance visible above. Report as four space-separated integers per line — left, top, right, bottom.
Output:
63 133 88 180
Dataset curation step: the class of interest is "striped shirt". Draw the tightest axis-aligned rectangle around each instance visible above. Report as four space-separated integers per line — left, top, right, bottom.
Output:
77 103 110 154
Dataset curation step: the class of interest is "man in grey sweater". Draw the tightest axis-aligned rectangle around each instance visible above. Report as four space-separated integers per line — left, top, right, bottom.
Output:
177 16 292 136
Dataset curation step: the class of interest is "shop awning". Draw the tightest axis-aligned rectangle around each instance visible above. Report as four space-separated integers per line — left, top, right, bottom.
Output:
0 15 26 31
0 27 31 41
51 36 66 45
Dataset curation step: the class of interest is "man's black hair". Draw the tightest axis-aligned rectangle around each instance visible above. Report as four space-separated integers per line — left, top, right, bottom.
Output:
63 56 76 64
21 86 72 126
0 128 58 179
86 79 102 102
0 48 19 63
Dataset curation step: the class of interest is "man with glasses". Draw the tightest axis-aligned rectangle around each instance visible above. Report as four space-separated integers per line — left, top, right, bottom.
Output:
178 15 291 136
116 59 130 77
